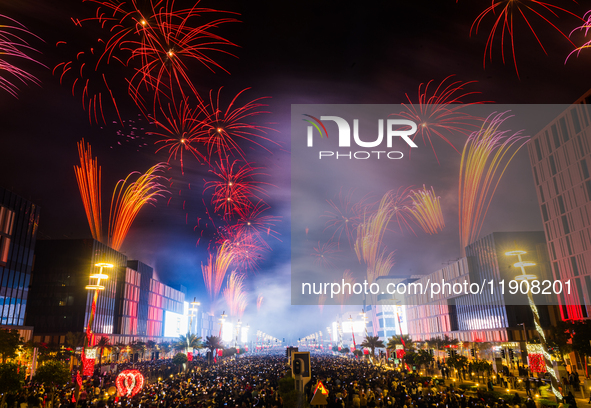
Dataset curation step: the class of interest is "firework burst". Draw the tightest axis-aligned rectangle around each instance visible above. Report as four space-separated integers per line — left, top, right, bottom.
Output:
233 200 281 249
459 112 528 256
393 76 487 163
407 186 445 235
567 10 591 61
195 88 277 161
205 160 270 219
470 0 582 78
0 14 45 97
322 188 372 249
150 96 206 174
312 241 339 268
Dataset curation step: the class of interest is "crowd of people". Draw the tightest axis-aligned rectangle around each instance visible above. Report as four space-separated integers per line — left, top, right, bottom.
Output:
7 351 587 408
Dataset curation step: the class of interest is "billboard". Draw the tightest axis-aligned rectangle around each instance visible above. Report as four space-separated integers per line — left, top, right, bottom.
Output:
164 310 188 338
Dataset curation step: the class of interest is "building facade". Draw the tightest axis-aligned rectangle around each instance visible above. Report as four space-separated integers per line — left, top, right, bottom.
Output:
0 187 40 341
27 239 186 344
528 94 591 320
405 232 561 344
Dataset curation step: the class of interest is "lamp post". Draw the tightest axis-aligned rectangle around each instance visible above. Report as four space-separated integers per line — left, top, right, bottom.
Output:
505 250 561 401
85 262 113 347
189 298 200 335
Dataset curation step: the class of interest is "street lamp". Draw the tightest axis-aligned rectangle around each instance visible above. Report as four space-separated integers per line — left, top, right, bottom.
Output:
85 262 113 346
505 249 561 401
189 298 200 335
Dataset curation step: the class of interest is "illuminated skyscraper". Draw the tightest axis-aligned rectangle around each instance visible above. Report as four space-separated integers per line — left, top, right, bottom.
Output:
528 93 591 320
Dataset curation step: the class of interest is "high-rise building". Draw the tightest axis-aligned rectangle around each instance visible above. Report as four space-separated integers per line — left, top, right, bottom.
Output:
0 187 40 341
26 239 186 344
528 94 591 320
405 232 561 346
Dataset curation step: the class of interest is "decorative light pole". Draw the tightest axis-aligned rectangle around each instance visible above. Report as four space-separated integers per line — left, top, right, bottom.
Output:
505 249 562 401
85 262 113 347
189 298 200 335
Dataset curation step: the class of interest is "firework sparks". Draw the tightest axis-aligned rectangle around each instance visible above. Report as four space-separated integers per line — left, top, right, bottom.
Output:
74 139 103 242
459 112 528 256
150 96 206 174
0 14 45 97
195 88 278 161
567 10 591 61
312 241 339 267
256 294 263 312
393 76 487 163
108 163 168 250
201 241 234 300
335 270 355 309
470 0 581 78
407 186 445 235
205 160 270 219
233 200 281 249
223 270 247 317
322 188 371 249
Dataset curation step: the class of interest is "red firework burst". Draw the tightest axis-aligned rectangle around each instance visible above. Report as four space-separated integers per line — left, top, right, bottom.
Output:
204 159 270 219
312 241 339 267
233 200 281 249
56 0 239 122
0 14 45 98
149 95 206 174
322 188 372 249
393 76 487 163
127 2 240 111
195 88 278 161
470 0 582 78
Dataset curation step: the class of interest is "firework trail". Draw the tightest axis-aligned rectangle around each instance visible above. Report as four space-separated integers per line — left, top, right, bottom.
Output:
195 88 277 161
150 96 207 174
459 112 528 256
205 160 270 219
74 139 103 242
567 10 591 61
393 76 487 163
201 241 234 301
108 163 168 250
470 0 582 78
322 188 372 249
0 14 45 97
256 294 263 312
312 241 339 267
407 186 445 235
223 228 266 272
223 270 247 317
336 270 355 309
367 251 395 286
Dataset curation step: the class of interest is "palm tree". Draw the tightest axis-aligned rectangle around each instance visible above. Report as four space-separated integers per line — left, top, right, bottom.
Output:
360 336 385 361
159 342 171 359
176 333 202 354
203 335 223 353
386 335 415 352
64 332 86 371
131 341 147 361
96 336 111 365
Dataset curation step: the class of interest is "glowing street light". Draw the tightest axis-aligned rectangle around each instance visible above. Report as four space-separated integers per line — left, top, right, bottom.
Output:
189 298 200 335
505 249 561 401
86 262 113 345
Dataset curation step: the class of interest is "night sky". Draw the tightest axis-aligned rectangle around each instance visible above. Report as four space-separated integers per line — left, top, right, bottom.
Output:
2 0 591 340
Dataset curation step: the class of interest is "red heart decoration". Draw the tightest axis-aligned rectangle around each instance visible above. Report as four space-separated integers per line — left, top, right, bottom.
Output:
116 370 144 397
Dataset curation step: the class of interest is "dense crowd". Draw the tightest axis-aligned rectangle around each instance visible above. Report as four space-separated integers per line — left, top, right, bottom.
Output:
8 352 583 408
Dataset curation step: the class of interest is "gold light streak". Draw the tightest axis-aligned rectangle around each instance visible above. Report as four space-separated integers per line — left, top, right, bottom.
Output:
202 241 234 301
407 186 444 235
74 139 103 242
108 163 168 251
223 270 247 317
458 112 528 256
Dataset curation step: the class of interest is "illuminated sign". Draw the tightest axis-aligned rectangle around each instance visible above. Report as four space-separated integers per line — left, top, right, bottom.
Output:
164 311 188 337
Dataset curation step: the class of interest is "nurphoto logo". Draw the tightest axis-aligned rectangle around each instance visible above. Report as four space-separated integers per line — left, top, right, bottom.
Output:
303 114 419 160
